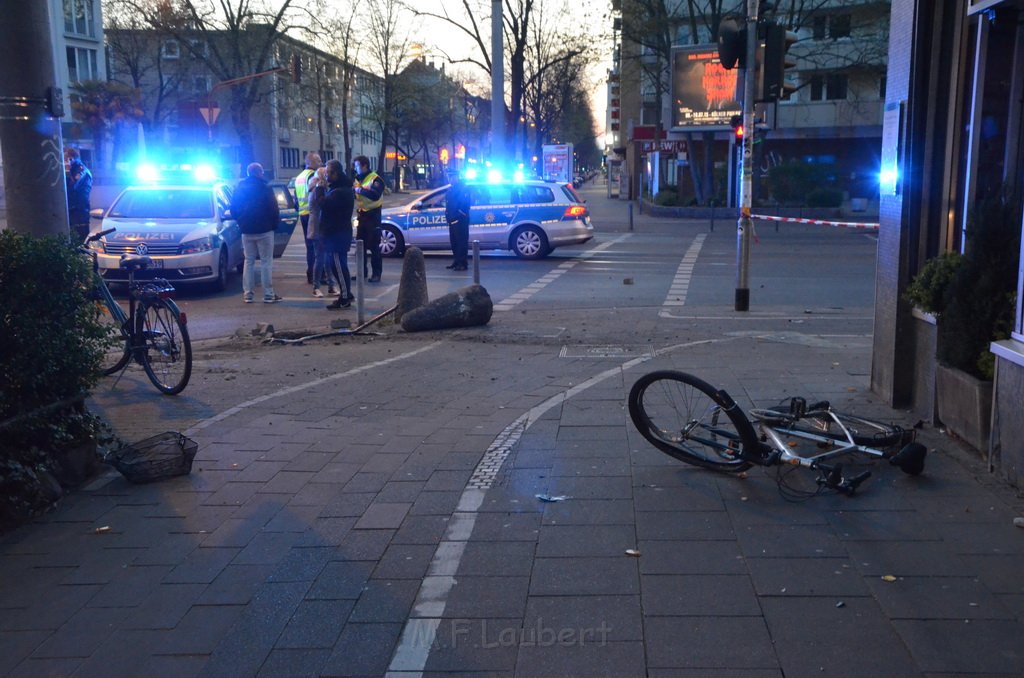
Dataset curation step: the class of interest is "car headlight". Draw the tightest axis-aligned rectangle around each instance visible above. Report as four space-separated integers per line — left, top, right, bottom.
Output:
179 236 214 254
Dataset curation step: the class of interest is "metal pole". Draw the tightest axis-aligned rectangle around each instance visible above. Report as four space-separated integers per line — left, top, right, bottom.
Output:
735 0 759 312
0 0 68 237
472 240 480 284
355 238 365 325
491 0 504 157
628 202 633 231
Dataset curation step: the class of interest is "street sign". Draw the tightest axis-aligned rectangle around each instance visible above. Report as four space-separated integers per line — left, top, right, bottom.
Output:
198 105 220 126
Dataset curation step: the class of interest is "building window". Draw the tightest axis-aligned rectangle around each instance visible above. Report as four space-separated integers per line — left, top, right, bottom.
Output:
63 0 95 38
829 14 852 39
189 39 208 59
66 47 98 83
192 76 210 95
161 40 180 60
281 147 300 168
809 73 848 101
321 150 335 161
813 16 827 40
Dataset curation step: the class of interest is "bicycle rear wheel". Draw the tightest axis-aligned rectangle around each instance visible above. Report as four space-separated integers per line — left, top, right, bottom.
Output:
95 299 131 375
137 298 192 395
628 371 755 472
750 407 909 449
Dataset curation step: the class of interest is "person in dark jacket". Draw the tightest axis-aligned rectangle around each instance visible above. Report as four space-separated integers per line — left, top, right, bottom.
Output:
231 162 281 303
352 155 386 282
319 159 355 309
445 171 472 270
64 147 93 243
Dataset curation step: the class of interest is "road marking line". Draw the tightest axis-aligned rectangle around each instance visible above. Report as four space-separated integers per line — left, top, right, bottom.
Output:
386 336 733 676
657 234 705 318
492 235 632 311
183 342 441 437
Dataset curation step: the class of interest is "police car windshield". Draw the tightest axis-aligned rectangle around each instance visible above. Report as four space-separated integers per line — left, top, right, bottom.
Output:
109 188 215 219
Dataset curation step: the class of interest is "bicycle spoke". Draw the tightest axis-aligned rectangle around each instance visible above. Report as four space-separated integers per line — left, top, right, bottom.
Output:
138 299 192 395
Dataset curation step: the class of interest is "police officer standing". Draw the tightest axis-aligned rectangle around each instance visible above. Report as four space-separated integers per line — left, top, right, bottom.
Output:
294 152 322 285
445 171 472 271
64 147 92 243
352 155 386 282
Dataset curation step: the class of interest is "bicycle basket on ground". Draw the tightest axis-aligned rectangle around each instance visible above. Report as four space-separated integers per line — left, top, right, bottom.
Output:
106 431 198 483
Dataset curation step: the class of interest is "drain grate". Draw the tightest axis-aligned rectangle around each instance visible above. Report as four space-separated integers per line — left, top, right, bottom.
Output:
559 344 652 359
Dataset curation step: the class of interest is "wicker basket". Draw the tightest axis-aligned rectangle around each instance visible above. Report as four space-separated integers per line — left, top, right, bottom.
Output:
107 432 198 483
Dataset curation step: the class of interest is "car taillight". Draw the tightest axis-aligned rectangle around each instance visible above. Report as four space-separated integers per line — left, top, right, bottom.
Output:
563 205 587 218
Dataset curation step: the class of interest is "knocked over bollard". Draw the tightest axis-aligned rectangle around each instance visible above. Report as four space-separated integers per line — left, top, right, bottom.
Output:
395 246 428 323
400 284 493 332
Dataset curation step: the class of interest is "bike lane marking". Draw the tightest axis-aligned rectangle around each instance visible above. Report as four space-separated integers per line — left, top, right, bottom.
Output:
491 234 633 312
386 336 737 676
183 342 442 436
658 233 706 317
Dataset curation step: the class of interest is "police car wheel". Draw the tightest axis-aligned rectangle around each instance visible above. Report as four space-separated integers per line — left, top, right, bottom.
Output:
512 226 550 259
380 225 404 257
213 247 230 291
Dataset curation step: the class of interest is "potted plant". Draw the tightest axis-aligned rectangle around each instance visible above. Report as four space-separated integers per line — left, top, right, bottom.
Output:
905 190 1021 451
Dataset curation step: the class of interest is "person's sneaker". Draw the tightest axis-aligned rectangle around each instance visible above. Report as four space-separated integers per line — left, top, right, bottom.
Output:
263 294 283 304
328 284 338 295
326 296 351 310
368 275 381 283
243 293 254 304
313 288 324 298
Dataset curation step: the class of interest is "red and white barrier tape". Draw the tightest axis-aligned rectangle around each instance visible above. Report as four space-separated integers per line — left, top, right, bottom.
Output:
751 214 879 230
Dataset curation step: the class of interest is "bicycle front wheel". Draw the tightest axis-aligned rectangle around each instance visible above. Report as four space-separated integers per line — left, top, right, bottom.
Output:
628 371 754 472
137 298 192 395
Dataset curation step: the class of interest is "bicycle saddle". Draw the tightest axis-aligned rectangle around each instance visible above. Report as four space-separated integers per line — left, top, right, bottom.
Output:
119 254 153 270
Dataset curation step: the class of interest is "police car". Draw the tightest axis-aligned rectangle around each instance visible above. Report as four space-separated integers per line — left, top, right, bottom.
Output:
378 177 593 259
91 165 298 291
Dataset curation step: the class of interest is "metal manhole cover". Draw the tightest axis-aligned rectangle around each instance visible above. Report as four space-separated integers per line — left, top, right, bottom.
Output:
559 345 652 358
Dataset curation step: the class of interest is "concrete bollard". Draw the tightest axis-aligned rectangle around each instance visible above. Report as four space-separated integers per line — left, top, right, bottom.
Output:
400 284 493 332
395 246 429 323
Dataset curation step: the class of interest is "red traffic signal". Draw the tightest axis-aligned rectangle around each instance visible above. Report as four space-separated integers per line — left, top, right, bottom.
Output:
717 19 746 70
730 114 744 138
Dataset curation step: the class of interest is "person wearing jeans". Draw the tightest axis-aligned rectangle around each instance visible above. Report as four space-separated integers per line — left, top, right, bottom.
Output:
231 162 281 303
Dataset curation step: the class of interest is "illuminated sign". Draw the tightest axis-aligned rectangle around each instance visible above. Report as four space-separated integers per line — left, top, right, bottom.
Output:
670 46 741 131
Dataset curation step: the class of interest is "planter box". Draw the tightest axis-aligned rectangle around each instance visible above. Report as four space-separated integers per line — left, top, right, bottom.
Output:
936 363 992 454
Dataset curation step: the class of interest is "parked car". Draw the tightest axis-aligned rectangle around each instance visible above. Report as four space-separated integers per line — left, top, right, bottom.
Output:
92 180 298 291
378 179 593 259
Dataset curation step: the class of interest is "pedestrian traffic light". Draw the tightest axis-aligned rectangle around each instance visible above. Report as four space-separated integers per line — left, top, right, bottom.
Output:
730 115 744 139
717 19 746 69
761 24 798 101
291 54 302 84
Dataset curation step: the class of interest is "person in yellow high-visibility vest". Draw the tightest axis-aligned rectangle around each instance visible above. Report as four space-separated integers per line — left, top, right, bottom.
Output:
294 152 323 285
352 155 386 282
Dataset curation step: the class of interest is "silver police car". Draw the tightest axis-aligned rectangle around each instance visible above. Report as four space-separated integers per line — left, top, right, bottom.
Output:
379 179 593 259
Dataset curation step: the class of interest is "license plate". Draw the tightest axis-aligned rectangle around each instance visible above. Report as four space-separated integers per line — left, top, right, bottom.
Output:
150 259 164 269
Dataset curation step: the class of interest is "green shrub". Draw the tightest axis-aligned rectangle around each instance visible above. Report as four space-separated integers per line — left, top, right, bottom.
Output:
807 187 843 208
906 191 1021 380
767 162 837 205
654 189 678 206
0 231 114 531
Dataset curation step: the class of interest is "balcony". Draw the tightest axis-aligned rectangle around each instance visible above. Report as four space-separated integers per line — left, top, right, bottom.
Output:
777 99 883 130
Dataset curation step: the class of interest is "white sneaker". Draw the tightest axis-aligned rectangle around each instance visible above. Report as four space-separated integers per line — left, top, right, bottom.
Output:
313 288 324 298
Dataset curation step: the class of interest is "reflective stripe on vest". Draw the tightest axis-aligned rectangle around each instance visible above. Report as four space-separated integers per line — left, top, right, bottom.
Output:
295 169 315 215
356 172 384 211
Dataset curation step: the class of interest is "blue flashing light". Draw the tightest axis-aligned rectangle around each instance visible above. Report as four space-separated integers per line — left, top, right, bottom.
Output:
486 169 502 184
512 167 525 183
464 167 478 180
193 164 217 183
136 163 160 183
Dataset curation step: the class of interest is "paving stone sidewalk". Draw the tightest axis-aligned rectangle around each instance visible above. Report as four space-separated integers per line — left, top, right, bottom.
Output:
2 306 1024 676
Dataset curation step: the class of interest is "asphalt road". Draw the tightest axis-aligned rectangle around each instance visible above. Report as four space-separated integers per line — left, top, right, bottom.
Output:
114 180 879 343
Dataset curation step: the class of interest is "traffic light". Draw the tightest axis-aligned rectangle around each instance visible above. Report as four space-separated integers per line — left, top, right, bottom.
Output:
730 114 744 139
761 24 798 101
291 54 302 84
717 19 746 69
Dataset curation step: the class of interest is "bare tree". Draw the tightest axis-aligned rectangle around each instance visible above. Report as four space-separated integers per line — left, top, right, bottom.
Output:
362 0 415 176
121 0 307 165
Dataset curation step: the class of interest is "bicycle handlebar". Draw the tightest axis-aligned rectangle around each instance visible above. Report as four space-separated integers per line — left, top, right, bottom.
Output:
83 227 116 246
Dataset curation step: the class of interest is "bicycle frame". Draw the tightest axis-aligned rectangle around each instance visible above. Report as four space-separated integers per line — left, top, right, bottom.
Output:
754 410 890 469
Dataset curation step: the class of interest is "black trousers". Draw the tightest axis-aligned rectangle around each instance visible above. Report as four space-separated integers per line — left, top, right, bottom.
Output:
300 214 316 278
356 210 382 278
448 218 469 266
